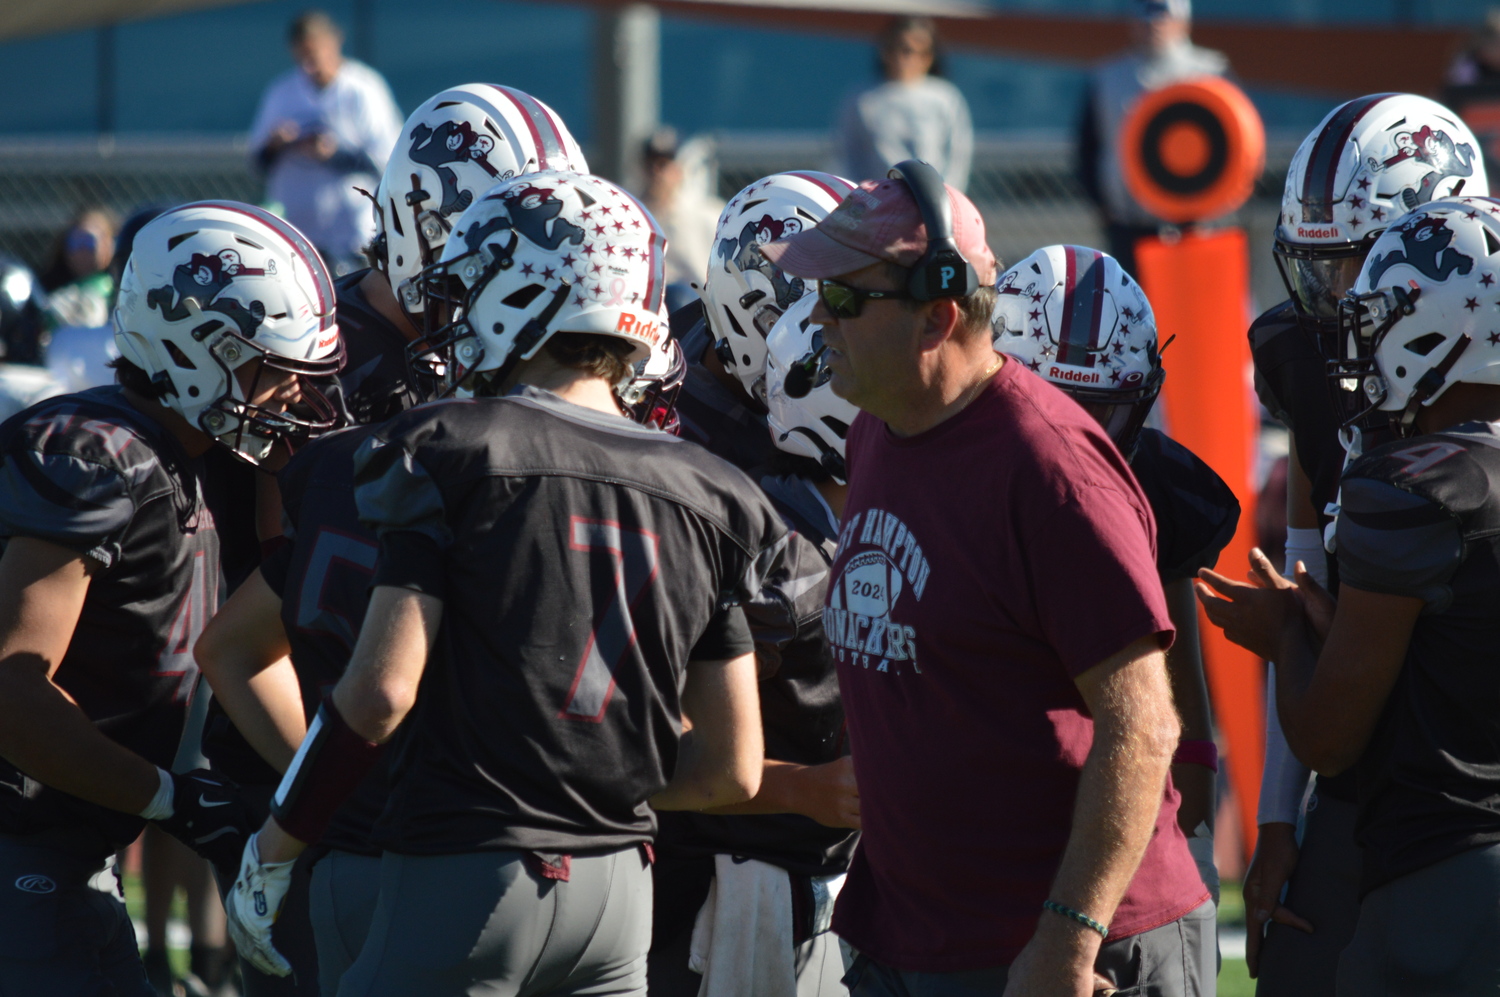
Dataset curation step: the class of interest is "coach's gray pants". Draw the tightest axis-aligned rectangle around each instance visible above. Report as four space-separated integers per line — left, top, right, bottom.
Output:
310 848 383 996
841 899 1216 997
336 846 652 997
1336 842 1500 996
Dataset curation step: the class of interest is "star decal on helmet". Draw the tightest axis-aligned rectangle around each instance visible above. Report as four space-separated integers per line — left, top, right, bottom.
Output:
1465 297 1480 311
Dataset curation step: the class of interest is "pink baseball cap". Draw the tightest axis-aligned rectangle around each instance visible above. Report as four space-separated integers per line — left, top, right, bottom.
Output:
761 177 997 285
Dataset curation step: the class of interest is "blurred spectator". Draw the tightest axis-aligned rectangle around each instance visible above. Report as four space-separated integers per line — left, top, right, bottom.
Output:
39 206 117 329
1443 9 1500 182
249 10 402 273
47 204 166 393
1075 0 1228 277
639 127 723 310
0 254 64 423
834 17 972 191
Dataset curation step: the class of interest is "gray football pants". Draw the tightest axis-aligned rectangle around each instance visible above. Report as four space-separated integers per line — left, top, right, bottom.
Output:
336 846 652 997
309 848 382 996
0 837 153 997
1337 842 1500 996
1255 793 1362 997
841 899 1217 997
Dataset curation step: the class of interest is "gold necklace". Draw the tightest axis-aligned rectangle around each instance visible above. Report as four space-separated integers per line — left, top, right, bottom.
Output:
958 352 1004 410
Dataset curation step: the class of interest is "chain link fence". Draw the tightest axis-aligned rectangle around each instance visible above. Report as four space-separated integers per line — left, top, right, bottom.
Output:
0 132 1296 306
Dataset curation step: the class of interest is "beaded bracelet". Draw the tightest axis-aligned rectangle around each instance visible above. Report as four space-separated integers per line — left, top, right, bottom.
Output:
1042 900 1109 938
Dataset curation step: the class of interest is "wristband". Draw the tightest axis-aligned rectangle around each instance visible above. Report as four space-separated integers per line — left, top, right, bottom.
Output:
1042 900 1108 938
1172 739 1219 772
269 697 384 845
139 766 175 821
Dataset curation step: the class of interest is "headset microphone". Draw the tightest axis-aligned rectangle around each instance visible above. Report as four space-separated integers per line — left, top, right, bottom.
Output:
783 344 827 399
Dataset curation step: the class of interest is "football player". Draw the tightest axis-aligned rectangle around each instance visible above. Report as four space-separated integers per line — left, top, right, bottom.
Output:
1200 197 1500 994
195 332 688 995
191 85 590 997
1246 93 1489 990
673 171 855 470
649 294 858 997
222 171 781 997
0 201 341 995
994 245 1239 906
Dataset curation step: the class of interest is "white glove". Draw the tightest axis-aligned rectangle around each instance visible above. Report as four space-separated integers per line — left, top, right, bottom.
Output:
224 832 296 977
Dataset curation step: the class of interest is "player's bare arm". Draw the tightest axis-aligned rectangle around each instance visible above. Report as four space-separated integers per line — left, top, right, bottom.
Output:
195 568 305 772
1003 635 1180 997
0 536 161 813
651 651 763 812
702 755 860 830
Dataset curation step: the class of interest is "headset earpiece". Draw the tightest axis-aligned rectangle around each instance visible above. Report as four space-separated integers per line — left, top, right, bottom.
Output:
888 160 978 302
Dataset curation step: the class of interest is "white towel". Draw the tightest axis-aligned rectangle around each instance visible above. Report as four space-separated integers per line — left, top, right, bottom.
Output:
689 855 798 997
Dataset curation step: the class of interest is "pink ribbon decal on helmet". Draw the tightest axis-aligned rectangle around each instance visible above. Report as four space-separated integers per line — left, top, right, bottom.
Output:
606 278 627 307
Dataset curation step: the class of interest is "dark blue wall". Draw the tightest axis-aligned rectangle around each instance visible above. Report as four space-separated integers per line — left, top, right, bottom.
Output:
0 0 1487 138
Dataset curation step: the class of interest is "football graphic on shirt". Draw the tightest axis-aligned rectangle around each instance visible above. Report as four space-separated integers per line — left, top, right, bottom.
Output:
838 550 904 621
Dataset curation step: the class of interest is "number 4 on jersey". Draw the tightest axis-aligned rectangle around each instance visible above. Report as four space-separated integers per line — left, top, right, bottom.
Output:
560 517 661 722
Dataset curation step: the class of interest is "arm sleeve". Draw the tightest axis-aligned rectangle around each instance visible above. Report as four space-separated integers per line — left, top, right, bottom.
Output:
353 435 451 599
1335 475 1462 612
689 603 753 663
1033 486 1175 678
1258 662 1311 827
1285 526 1328 589
0 448 135 566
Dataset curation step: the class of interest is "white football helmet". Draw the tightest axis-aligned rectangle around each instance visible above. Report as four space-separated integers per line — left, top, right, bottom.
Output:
993 245 1163 455
619 336 685 433
1332 197 1500 435
411 171 667 393
374 84 588 322
764 294 858 483
1277 93 1488 323
113 201 343 464
703 171 856 402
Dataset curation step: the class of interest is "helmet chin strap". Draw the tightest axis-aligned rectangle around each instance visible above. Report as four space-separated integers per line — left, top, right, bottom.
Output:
1398 333 1472 435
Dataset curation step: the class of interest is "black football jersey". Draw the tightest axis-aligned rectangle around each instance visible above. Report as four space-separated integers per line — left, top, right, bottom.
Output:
334 268 428 425
1129 429 1241 584
673 306 778 474
1248 300 1348 537
353 387 791 854
0 386 218 858
1336 424 1500 894
258 424 388 856
659 474 857 877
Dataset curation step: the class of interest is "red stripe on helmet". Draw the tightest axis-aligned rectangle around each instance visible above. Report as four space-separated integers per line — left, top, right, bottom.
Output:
179 201 336 333
1302 94 1397 225
782 171 854 203
486 85 564 171
617 189 668 313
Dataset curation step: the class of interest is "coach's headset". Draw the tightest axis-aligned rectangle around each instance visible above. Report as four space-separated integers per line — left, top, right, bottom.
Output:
784 159 977 398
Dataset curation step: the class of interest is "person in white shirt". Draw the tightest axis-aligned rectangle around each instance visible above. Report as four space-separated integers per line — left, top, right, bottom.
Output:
834 17 973 192
249 10 402 273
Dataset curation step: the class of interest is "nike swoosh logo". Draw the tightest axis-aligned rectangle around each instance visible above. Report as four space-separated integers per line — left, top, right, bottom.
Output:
199 795 231 808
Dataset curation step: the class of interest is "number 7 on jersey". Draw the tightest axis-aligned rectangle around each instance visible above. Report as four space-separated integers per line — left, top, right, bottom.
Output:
560 517 662 722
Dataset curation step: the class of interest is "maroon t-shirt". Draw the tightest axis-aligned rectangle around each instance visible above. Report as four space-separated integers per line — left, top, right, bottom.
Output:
826 360 1208 971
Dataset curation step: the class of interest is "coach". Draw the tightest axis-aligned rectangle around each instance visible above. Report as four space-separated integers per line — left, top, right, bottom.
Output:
762 166 1211 996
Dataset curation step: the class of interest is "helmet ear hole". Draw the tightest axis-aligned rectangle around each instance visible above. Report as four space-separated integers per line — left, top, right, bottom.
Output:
502 284 546 309
1405 332 1446 356
163 340 197 370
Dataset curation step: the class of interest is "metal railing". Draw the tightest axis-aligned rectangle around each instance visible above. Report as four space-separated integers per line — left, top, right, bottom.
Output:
0 131 1299 308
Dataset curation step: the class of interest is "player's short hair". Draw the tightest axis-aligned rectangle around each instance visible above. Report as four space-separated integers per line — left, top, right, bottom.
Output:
108 355 170 400
543 333 636 386
880 261 997 336
288 9 341 45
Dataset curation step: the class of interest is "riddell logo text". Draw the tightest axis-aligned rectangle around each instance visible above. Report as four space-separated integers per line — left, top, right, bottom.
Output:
1050 366 1100 384
615 313 662 346
1296 225 1340 239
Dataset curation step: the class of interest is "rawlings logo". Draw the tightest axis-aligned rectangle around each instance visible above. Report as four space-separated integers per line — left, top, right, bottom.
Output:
14 874 55 894
407 119 502 217
146 248 269 339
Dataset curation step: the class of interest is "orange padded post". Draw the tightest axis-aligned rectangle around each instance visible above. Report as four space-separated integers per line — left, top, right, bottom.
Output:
1136 228 1265 861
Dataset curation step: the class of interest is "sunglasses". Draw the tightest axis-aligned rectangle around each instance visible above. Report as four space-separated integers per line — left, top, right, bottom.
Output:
818 278 912 319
